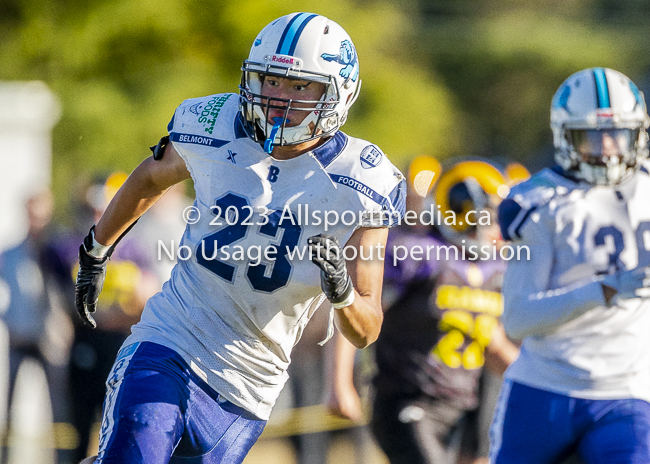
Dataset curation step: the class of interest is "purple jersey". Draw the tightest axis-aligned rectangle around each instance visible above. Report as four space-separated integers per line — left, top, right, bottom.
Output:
374 227 506 410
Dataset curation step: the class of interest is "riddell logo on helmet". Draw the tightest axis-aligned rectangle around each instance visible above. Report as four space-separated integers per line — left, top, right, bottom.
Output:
271 55 294 65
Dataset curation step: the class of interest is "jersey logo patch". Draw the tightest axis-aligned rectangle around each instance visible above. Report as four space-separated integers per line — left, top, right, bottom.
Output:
360 145 383 169
189 102 204 115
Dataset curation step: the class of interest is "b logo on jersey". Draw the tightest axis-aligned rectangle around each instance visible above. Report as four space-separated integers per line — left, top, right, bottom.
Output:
360 145 383 169
268 166 280 182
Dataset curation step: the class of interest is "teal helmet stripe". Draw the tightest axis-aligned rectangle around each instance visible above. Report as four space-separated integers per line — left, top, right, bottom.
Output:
276 13 317 56
593 68 611 108
286 14 317 55
629 81 644 107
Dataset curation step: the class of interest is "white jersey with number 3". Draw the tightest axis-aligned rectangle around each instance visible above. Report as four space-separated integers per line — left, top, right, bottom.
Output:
500 164 650 403
125 93 405 419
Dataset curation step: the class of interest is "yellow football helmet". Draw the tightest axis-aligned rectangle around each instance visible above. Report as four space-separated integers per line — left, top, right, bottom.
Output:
504 162 531 187
434 160 506 236
408 155 442 198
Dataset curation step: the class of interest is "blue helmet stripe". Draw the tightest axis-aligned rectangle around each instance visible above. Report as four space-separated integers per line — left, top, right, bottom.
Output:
276 14 303 54
593 68 611 108
276 13 317 55
286 14 317 55
629 81 643 107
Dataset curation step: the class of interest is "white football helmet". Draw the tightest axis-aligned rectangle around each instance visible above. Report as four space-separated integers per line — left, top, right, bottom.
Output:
551 67 650 185
239 13 361 153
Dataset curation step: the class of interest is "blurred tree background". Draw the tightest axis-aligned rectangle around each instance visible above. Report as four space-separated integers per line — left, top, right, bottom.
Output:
2 0 650 221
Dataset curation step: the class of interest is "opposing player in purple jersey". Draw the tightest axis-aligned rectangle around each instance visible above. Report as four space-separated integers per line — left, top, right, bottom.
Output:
328 159 520 464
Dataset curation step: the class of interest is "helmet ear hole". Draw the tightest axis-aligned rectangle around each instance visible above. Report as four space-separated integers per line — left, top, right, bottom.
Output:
564 130 572 145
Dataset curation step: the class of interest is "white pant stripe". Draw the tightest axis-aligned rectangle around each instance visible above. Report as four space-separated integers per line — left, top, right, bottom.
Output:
488 378 513 464
96 343 140 462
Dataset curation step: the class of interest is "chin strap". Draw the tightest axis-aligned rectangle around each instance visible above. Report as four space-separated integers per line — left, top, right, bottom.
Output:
264 118 290 154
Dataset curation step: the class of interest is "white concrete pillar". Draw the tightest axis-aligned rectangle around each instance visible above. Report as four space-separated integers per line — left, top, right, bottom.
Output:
0 81 61 252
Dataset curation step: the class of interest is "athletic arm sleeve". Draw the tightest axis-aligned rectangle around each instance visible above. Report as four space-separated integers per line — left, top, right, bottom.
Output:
500 203 607 341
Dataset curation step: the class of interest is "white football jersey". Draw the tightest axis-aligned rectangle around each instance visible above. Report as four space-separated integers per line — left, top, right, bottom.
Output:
126 93 406 419
500 164 650 402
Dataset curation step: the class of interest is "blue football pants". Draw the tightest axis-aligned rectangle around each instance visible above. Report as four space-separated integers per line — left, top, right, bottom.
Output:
490 380 650 464
94 342 266 464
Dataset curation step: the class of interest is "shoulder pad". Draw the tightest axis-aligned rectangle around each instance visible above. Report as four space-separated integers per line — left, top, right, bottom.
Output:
499 168 566 241
168 93 238 145
317 134 407 227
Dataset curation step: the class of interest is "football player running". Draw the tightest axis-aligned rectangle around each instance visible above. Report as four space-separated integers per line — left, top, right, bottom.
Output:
491 68 650 464
74 12 405 464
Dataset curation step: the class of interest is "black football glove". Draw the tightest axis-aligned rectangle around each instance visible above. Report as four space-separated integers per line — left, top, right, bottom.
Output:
75 228 112 328
308 234 355 308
